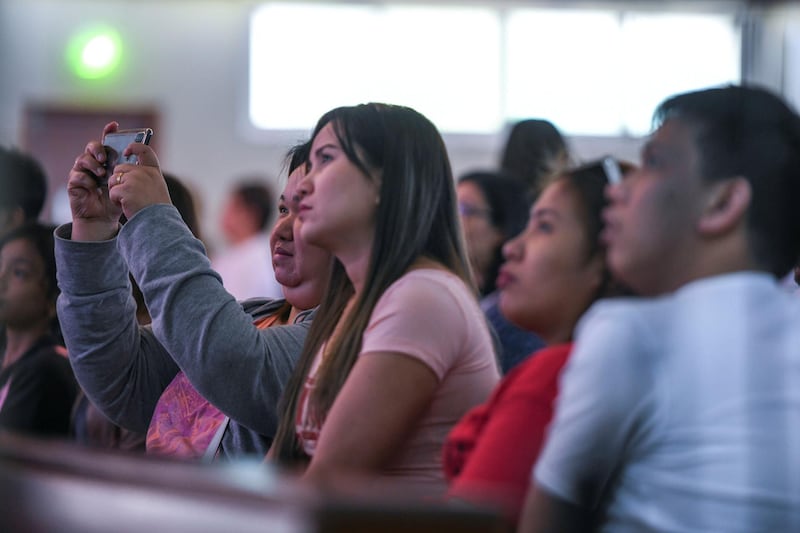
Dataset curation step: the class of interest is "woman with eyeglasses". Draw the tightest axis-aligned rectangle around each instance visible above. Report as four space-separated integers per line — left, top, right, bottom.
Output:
443 159 633 525
456 171 545 373
456 171 531 299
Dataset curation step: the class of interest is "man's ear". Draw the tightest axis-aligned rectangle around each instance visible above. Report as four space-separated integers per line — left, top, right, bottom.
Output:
697 177 751 236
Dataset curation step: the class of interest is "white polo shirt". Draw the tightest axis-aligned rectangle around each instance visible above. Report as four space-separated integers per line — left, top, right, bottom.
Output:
535 272 800 532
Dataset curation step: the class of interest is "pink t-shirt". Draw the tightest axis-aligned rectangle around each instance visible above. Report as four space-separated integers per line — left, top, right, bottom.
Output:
295 268 500 494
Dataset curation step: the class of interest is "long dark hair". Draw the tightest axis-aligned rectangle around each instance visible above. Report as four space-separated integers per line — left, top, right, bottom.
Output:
271 103 472 463
500 119 569 196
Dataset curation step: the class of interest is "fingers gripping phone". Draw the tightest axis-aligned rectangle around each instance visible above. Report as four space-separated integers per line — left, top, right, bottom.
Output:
102 127 154 183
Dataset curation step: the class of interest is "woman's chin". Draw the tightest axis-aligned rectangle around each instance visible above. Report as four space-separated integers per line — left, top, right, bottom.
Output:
275 272 300 289
498 299 531 331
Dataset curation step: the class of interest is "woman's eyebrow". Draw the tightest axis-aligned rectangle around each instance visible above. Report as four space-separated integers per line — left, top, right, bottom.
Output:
313 143 337 155
2 256 35 269
530 207 560 220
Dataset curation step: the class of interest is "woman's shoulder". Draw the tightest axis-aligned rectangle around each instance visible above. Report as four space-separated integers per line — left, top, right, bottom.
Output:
385 268 473 303
372 268 488 343
374 269 480 328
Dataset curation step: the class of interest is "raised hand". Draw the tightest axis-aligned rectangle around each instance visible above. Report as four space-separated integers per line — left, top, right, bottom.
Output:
68 122 123 241
107 141 170 220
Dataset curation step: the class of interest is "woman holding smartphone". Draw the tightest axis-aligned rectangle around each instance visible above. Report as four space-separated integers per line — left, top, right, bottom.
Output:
58 128 331 460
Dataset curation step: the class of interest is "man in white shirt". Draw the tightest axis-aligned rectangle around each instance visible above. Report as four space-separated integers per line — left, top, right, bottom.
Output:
520 85 800 532
212 180 283 301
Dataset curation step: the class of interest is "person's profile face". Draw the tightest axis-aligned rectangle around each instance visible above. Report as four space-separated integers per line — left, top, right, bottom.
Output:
297 122 380 255
457 181 504 290
270 171 301 288
270 166 331 297
497 179 602 341
602 118 708 296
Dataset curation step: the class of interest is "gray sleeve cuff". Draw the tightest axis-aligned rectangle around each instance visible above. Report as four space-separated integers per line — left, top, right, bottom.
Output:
55 222 129 296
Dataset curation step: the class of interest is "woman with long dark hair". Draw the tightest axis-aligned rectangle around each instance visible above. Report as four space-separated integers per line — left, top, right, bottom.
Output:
269 103 500 496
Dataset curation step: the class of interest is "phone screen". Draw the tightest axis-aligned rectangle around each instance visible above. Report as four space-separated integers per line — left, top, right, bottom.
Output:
102 128 154 175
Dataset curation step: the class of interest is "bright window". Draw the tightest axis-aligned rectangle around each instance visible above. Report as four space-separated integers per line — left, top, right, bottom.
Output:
505 10 624 136
619 13 741 134
249 3 501 133
249 3 741 136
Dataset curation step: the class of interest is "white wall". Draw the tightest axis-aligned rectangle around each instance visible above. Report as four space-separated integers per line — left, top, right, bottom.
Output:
771 5 800 112
2 0 295 248
2 0 795 250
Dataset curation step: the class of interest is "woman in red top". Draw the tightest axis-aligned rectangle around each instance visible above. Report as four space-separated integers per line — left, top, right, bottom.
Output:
442 159 631 523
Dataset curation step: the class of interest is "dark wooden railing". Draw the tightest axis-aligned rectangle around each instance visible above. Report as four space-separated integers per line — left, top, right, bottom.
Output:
0 433 507 533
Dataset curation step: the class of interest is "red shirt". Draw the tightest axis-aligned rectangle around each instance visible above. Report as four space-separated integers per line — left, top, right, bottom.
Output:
442 343 572 522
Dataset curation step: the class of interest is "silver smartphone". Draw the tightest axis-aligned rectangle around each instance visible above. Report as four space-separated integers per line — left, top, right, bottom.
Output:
102 127 154 182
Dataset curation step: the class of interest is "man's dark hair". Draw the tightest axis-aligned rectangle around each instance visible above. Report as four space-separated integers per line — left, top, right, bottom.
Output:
654 84 800 277
0 146 47 219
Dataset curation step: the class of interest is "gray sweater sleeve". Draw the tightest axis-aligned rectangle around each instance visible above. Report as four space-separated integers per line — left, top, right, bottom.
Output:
55 224 179 433
117 204 306 435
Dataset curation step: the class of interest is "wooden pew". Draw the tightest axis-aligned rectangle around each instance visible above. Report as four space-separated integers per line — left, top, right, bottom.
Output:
0 433 508 532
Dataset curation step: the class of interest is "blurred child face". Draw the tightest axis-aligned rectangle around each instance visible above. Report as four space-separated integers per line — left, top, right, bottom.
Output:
497 180 603 344
270 166 332 310
457 181 504 289
0 237 52 330
297 123 380 258
602 118 708 296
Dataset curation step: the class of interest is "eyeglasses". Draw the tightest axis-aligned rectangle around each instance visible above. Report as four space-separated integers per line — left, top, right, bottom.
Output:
458 202 492 219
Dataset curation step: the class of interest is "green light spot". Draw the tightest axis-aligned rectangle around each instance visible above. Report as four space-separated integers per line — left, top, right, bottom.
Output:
67 28 122 80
